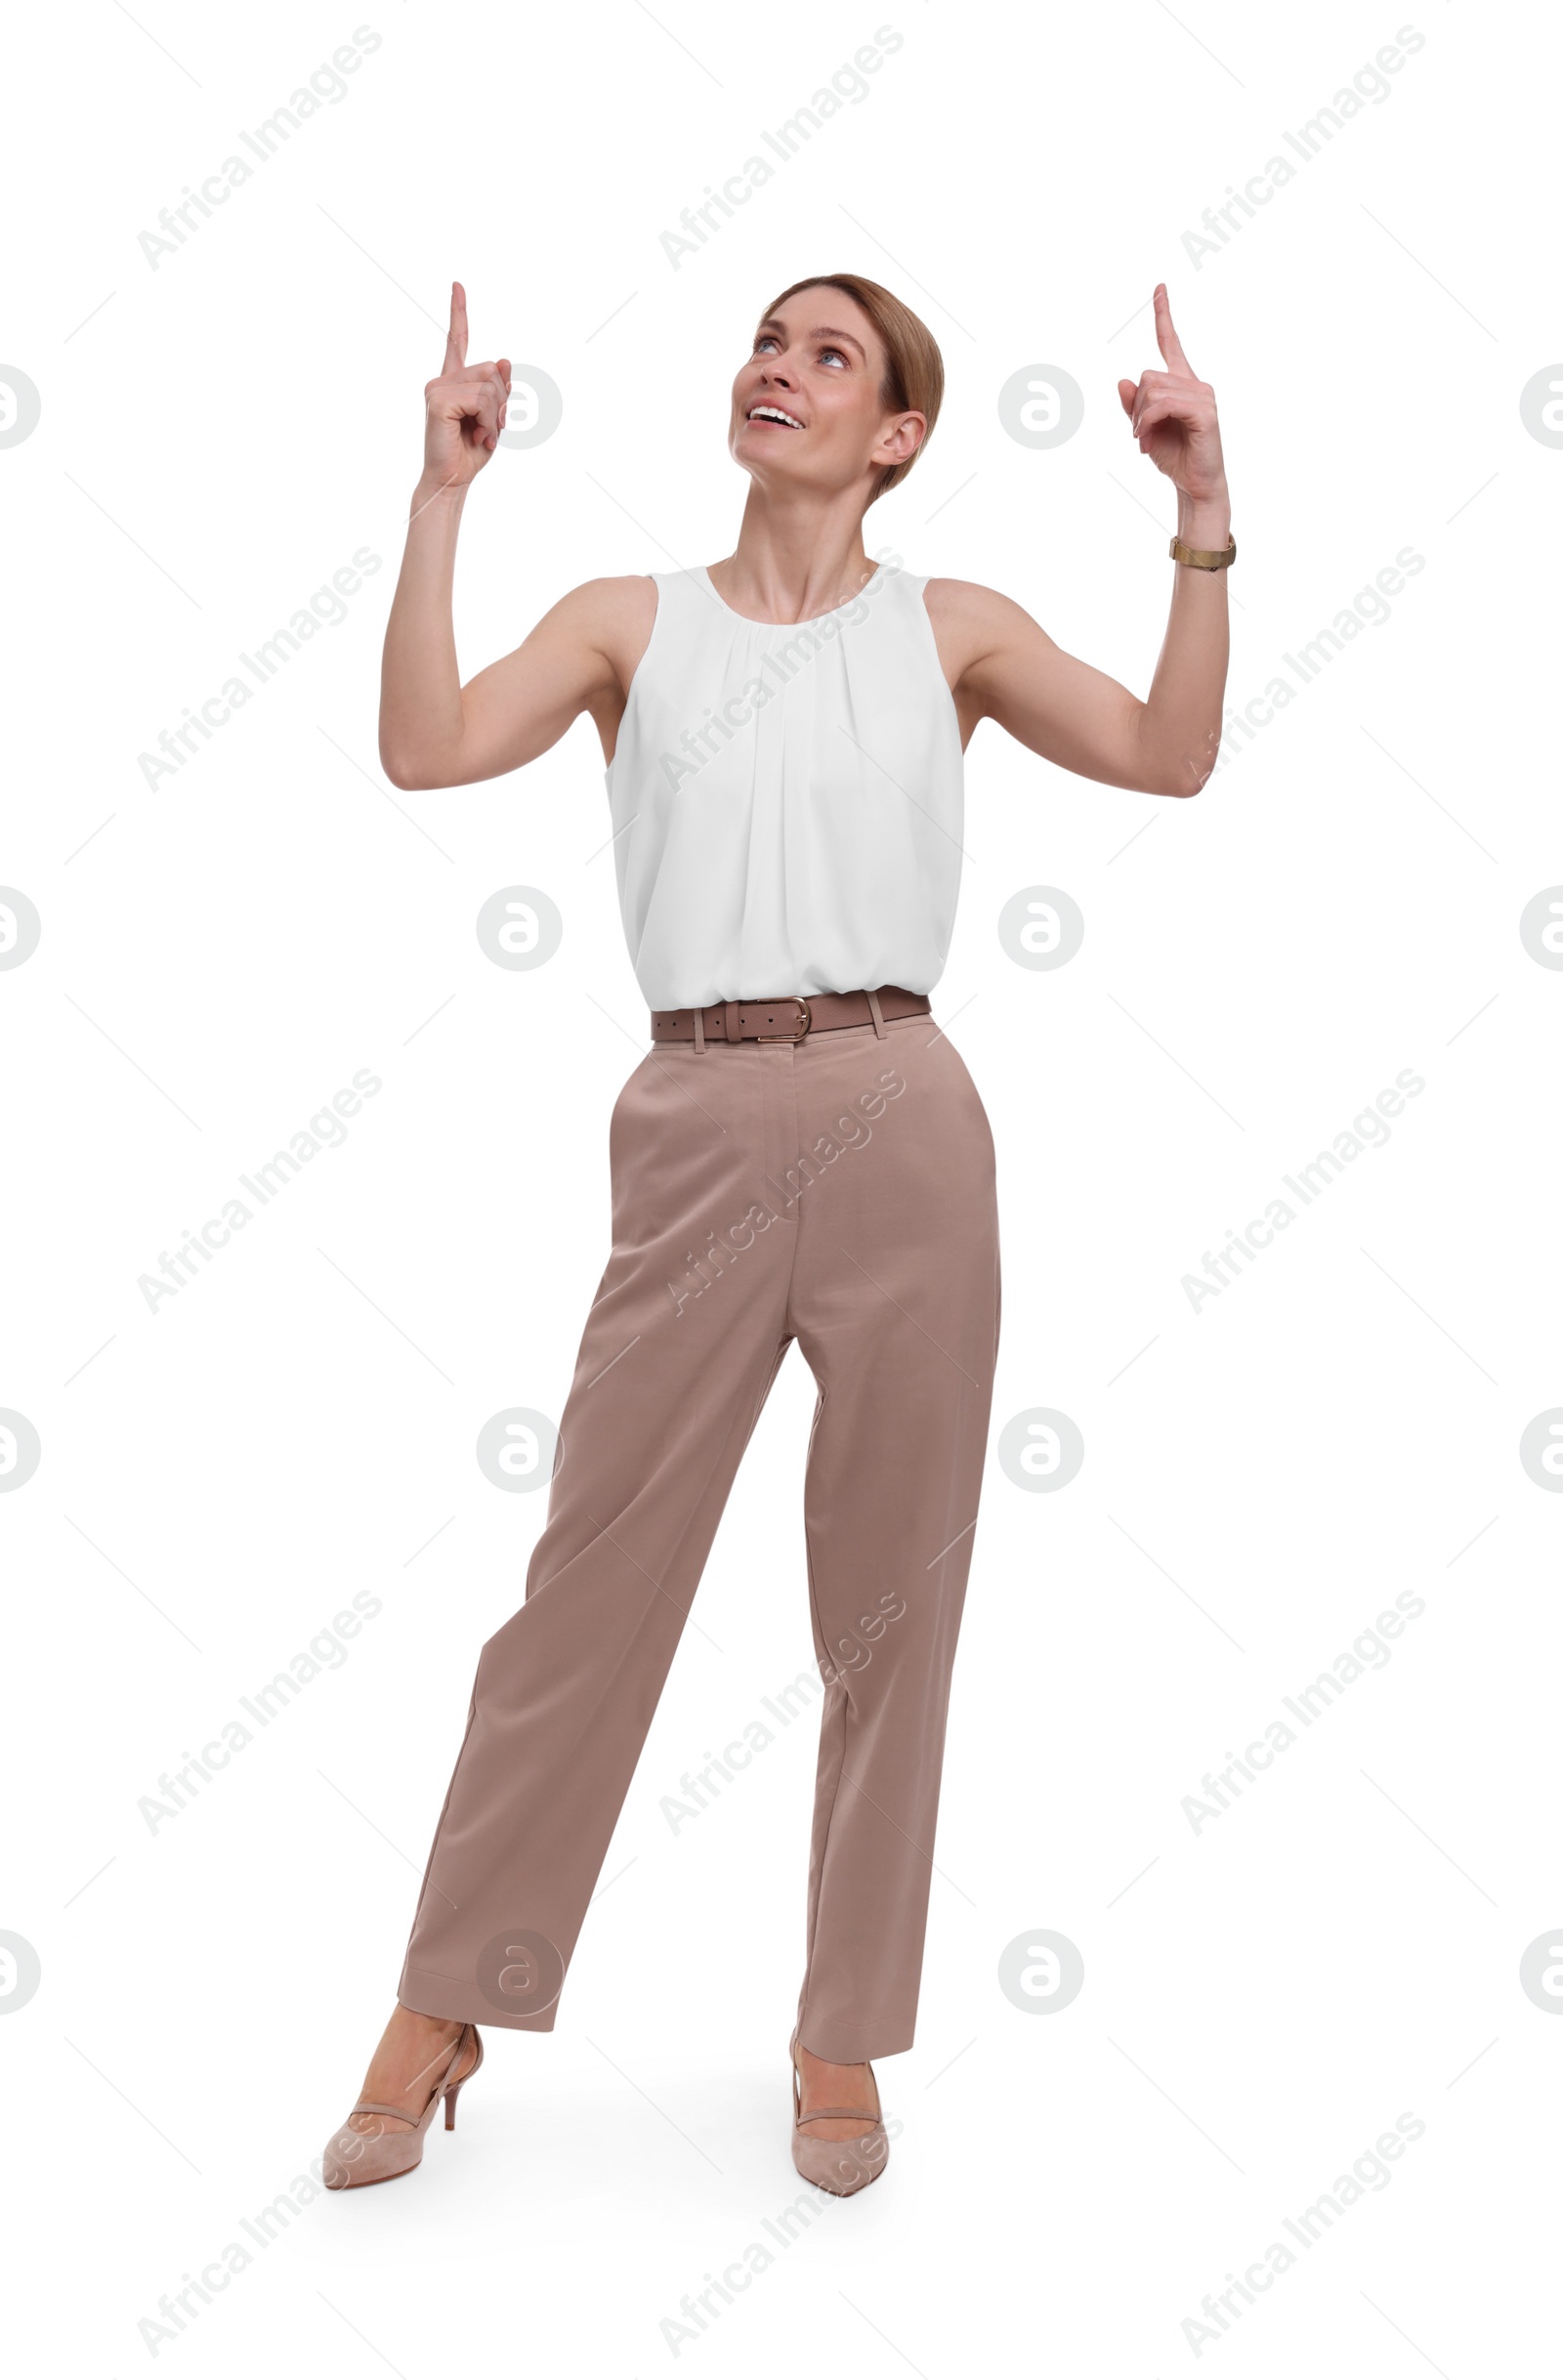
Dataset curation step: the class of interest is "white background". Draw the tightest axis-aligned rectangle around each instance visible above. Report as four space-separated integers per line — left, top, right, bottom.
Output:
3 0 1559 2370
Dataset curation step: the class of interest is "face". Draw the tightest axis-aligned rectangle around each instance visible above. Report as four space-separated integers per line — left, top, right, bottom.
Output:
729 285 924 500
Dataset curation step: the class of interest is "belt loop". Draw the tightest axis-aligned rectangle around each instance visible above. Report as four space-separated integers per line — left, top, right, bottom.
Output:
725 999 742 1042
866 985 888 1040
693 1003 705 1054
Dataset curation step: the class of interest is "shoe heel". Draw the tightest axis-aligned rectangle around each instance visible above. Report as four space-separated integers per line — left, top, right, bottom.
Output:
324 2019 481 2188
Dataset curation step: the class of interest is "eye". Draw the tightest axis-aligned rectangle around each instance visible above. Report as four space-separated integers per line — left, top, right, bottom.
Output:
819 346 849 368
753 334 780 354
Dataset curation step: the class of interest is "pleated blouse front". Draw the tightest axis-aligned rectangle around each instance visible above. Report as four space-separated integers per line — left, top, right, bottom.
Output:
604 560 965 1009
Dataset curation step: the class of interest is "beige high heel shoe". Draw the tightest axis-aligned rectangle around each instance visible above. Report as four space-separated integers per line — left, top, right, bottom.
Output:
323 2021 483 2189
788 2028 889 2196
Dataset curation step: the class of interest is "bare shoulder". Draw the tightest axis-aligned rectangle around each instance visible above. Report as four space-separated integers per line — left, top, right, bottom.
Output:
519 574 657 696
921 576 1056 675
540 572 657 647
923 575 1047 638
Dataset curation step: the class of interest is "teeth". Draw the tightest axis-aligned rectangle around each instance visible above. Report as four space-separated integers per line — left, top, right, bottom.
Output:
749 405 803 429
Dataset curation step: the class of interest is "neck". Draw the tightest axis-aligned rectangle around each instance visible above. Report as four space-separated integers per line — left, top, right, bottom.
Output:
711 488 881 623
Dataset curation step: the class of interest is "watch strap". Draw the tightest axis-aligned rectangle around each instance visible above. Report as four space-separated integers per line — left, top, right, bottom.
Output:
1169 531 1237 570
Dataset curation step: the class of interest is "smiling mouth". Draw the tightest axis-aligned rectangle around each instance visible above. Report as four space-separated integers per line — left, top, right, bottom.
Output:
746 404 805 430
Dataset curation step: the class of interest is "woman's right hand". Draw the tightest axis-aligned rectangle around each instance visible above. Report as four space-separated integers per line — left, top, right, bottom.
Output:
419 280 511 493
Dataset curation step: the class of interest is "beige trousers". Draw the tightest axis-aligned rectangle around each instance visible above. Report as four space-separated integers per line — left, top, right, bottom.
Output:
399 1011 1001 2061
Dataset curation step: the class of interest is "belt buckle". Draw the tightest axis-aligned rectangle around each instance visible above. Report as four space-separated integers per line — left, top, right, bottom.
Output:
757 997 811 1042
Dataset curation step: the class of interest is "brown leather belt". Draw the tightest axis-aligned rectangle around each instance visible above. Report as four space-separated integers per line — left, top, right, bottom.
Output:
650 984 932 1046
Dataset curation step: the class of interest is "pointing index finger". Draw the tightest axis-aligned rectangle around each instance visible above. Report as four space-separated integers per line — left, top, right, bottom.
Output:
443 279 469 375
1154 282 1195 378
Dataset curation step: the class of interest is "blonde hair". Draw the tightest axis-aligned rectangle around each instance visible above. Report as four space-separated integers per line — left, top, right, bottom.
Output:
757 273 944 506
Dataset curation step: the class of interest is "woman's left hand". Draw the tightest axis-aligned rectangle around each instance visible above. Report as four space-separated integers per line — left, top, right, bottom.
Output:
1118 284 1228 511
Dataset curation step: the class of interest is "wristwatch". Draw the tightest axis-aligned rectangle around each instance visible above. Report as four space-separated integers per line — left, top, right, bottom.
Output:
1169 531 1237 570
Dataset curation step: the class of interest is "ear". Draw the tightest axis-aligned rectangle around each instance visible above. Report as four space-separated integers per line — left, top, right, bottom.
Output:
873 410 926 469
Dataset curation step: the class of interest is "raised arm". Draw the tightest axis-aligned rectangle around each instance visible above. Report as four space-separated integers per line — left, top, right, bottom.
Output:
379 280 649 791
927 283 1231 799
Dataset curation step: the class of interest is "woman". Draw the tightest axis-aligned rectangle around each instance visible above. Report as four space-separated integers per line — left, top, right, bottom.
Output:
323 270 1232 2196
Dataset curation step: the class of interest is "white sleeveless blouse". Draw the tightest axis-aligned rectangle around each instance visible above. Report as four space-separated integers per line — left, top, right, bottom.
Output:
604 560 965 1008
